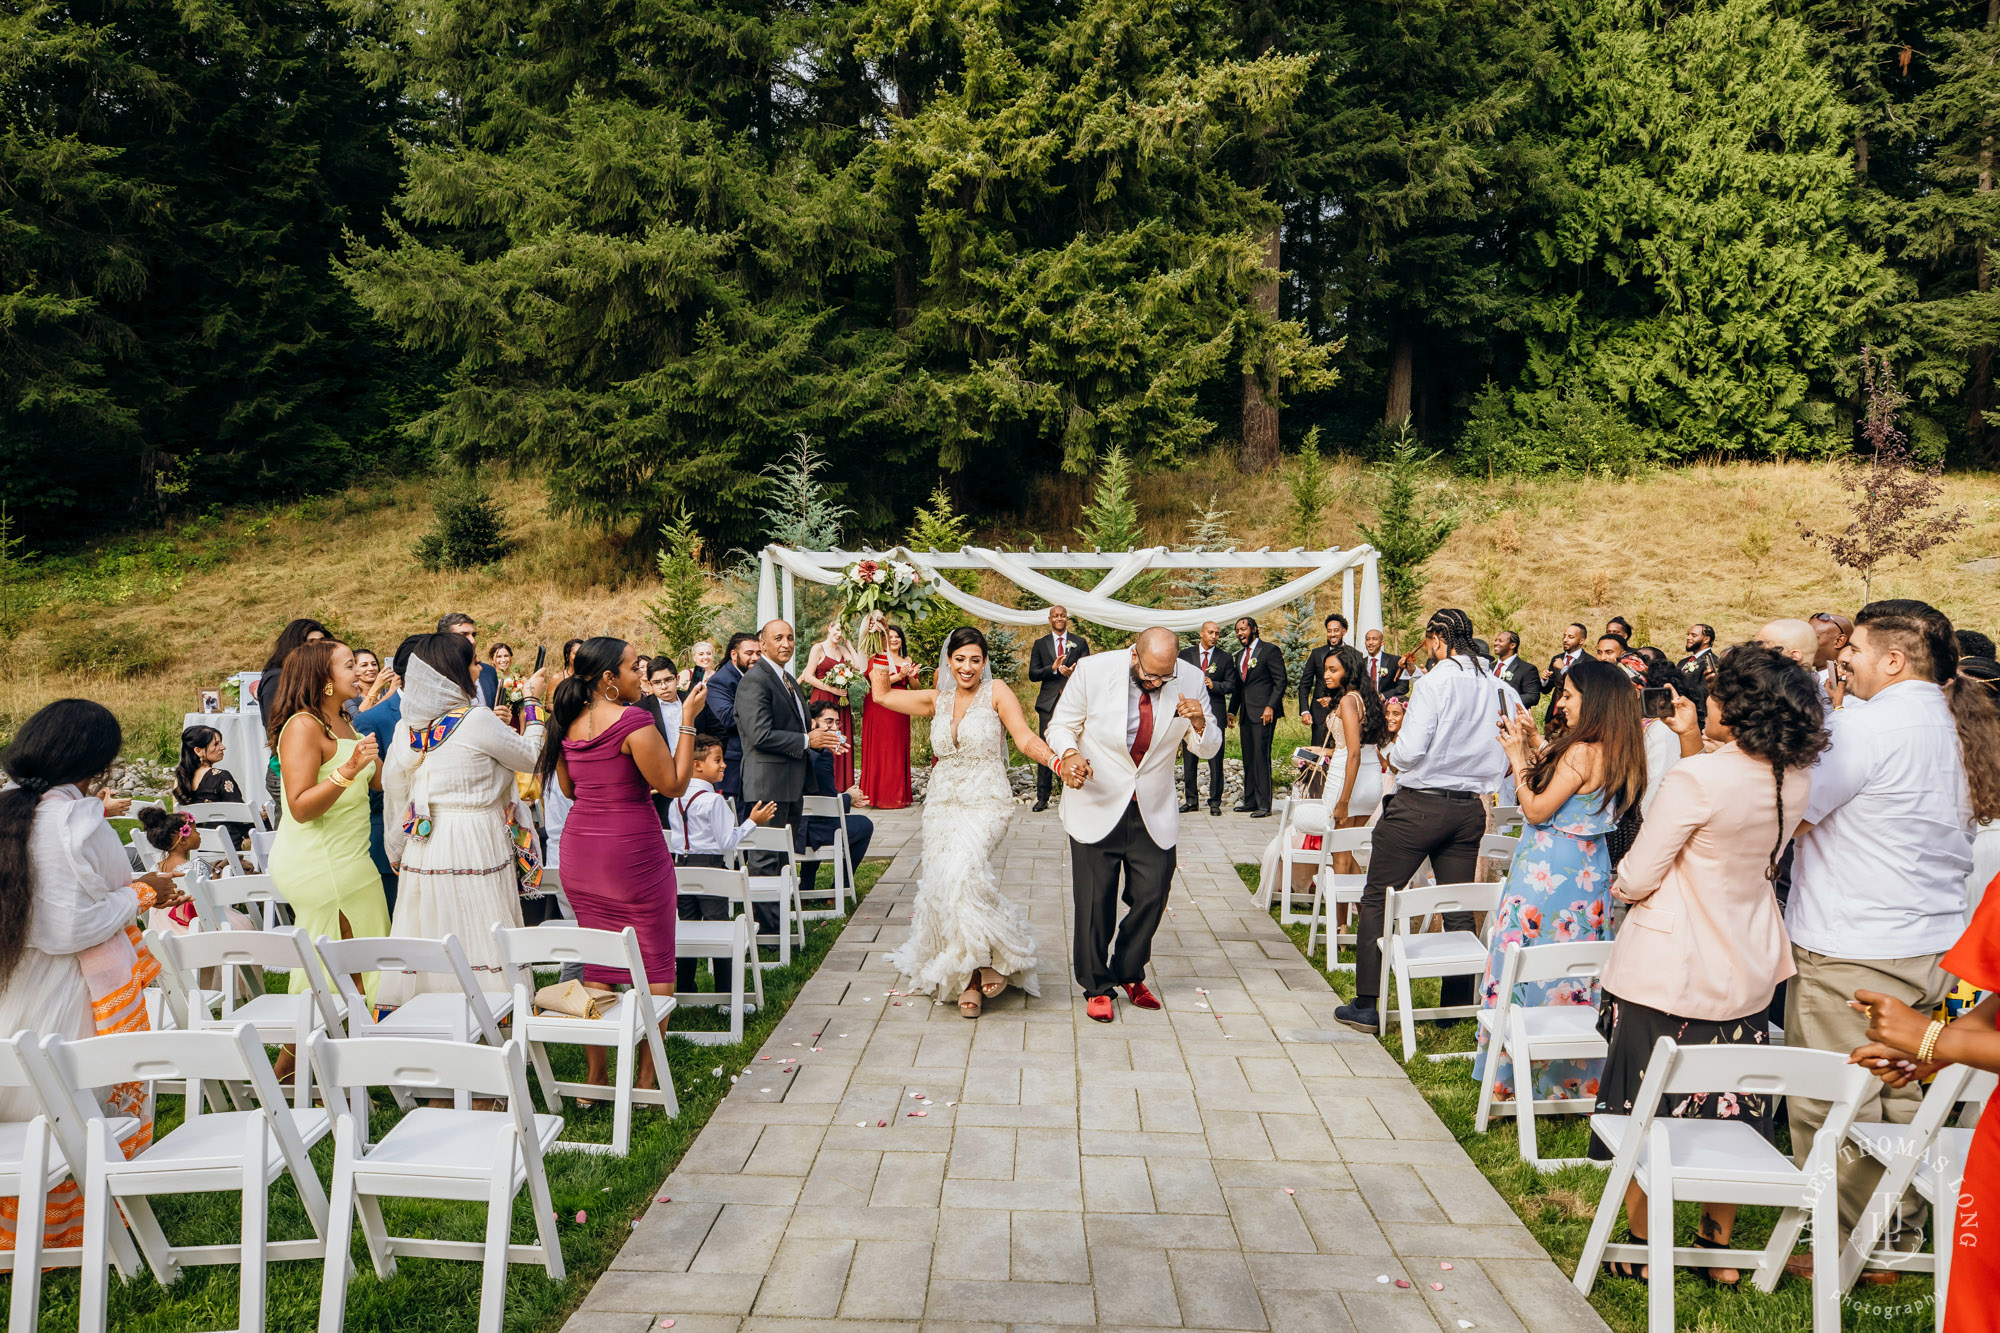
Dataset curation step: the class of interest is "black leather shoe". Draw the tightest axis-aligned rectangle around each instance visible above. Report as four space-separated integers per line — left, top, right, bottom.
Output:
1178 802 1197 813
1249 809 1274 819
1232 803 1255 813
1335 1003 1380 1033
1031 800 1049 813
1208 805 1221 816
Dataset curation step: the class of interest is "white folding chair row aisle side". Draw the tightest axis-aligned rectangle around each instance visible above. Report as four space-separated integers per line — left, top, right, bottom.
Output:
1301 825 1374 967
315 932 513 1111
0 1031 144 1333
308 1034 563 1333
1575 1038 1877 1333
1472 940 1611 1171
147 925 344 1110
1839 1063 1998 1323
1378 880 1505 1062
729 824 807 968
496 923 679 1156
799 793 856 919
46 1025 332 1333
669 864 763 1046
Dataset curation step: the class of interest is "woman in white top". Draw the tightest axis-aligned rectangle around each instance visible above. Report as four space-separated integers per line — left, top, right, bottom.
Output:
1256 657 1388 900
383 633 547 997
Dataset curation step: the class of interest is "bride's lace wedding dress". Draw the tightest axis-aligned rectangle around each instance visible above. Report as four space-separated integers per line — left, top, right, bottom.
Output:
886 676 1040 998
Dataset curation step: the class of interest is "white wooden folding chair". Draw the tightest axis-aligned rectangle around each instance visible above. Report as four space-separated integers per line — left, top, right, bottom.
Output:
192 865 290 934
538 865 576 920
249 828 276 873
313 934 512 1110
0 1031 144 1332
148 927 346 1110
672 864 761 1045
1472 940 1612 1170
1575 1038 1875 1332
128 830 164 872
1376 880 1504 1061
307 1034 564 1333
1274 797 1319 926
1302 825 1373 966
495 924 680 1155
1839 1065 1997 1322
732 825 806 967
1479 831 1520 863
800 794 855 918
1489 803 1524 834
42 1025 331 1333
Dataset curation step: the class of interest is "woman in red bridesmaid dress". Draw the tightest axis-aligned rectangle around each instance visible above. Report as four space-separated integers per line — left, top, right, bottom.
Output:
859 623 916 809
800 618 859 792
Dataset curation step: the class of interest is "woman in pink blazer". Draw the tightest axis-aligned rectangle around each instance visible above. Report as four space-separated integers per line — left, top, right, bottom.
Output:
1592 644 1829 1286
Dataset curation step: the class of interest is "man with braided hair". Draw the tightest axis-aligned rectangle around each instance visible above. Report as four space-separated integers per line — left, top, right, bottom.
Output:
1337 608 1522 1034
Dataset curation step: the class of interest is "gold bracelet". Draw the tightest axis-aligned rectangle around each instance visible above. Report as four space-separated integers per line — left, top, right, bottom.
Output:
1918 1019 1947 1065
328 769 354 789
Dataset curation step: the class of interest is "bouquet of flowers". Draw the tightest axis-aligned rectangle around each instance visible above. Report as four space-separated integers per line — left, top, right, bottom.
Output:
837 556 932 627
502 674 527 706
823 659 861 693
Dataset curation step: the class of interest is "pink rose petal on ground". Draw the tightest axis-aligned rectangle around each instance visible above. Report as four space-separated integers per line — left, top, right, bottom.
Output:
1282 1188 1295 1195
660 1321 675 1329
575 1211 587 1223
791 1042 802 1046
759 1055 771 1061
656 1196 670 1203
1394 1279 1412 1289
1430 1282 1444 1291
877 1120 887 1126
1439 1262 1454 1271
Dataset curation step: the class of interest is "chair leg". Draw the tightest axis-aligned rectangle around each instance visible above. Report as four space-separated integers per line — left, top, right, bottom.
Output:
80 1128 114 1333
1573 1147 1639 1296
1514 1050 1543 1169
1647 1154 1675 1333
239 1116 270 1333
1757 1203 1809 1294
318 1130 358 1333
729 951 747 1045
520 1133 565 1280
10 1125 49 1333
611 1025 637 1157
527 1038 564 1114
478 1135 515 1333
644 1010 679 1119
1397 966 1418 1061
1812 1180 1841 1333
1473 1036 1498 1134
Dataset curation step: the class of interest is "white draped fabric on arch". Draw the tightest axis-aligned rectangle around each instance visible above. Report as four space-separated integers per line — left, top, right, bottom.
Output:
754 542 1382 638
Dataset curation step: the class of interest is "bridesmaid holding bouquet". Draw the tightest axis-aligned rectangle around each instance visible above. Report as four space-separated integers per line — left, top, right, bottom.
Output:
860 619 917 809
800 617 862 792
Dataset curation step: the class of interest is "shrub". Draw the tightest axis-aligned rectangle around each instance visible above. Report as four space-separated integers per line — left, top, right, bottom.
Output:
41 622 168 678
415 472 510 571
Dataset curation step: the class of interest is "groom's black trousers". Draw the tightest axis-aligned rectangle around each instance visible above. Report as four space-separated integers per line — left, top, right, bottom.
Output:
1071 799 1176 998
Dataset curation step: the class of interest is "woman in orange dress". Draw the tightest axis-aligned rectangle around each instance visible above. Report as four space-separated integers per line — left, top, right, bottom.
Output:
859 622 918 809
1852 870 2000 1330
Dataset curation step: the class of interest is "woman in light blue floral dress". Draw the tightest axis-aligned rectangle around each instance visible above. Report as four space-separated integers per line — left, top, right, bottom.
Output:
1472 658 1649 1107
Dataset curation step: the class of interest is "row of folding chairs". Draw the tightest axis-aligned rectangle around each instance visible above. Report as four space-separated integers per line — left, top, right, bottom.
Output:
0 1024 560 1333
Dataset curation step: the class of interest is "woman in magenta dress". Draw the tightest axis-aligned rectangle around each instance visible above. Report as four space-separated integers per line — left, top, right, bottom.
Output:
538 636 705 1095
859 621 917 809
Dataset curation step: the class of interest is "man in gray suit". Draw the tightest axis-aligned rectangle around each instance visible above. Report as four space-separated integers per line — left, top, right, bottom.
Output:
734 619 847 903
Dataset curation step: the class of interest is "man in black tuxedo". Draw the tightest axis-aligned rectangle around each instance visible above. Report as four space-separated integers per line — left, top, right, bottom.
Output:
1357 629 1398 698
1542 622 1587 723
1179 620 1239 814
1678 623 1717 684
735 620 845 889
1491 630 1540 709
1230 616 1286 818
1297 612 1366 727
700 633 761 801
1026 604 1088 811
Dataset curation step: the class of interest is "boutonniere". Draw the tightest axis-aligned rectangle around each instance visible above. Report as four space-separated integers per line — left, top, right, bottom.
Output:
1247 656 1258 668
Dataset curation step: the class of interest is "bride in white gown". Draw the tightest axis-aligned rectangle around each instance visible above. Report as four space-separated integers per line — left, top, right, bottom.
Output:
868 626 1062 1016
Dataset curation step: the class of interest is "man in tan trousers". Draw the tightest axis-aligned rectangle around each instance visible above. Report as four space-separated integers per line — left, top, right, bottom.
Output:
1783 601 1975 1281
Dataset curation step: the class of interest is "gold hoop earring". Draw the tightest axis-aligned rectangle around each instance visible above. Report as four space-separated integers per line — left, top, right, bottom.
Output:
323 684 334 697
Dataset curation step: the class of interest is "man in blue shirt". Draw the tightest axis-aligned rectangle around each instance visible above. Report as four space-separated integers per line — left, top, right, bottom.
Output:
354 634 424 910
704 633 760 806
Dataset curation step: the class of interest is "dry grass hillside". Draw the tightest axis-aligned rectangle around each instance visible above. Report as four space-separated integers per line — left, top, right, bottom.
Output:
6 454 1999 758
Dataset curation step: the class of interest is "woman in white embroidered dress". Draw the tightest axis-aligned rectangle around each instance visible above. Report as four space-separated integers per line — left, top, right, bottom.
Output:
382 632 546 999
866 626 1062 1016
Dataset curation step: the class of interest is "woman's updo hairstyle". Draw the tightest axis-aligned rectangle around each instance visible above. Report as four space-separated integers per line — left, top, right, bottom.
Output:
1709 642 1830 880
138 805 186 852
944 626 989 660
538 637 628 781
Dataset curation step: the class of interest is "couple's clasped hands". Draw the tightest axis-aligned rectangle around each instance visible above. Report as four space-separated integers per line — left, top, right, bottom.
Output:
1848 990 1950 1089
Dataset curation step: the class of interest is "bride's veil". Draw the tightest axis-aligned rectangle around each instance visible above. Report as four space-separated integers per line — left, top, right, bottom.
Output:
933 632 994 708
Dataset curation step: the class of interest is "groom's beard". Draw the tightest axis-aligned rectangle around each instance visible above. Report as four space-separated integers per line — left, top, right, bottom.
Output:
1128 667 1164 696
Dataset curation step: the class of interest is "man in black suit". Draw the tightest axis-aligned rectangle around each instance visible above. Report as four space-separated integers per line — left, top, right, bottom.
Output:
1026 604 1088 811
1357 629 1398 698
438 612 510 723
1678 623 1717 684
1542 622 1587 723
1230 616 1286 818
1179 620 1239 814
1491 630 1540 709
1298 612 1366 727
735 620 844 890
702 633 761 803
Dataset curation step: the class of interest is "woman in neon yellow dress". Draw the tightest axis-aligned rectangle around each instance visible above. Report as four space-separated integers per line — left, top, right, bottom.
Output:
266 640 389 1014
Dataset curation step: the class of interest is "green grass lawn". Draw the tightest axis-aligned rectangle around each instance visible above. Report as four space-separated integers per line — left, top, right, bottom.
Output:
17 860 887 1333
1234 863 1946 1333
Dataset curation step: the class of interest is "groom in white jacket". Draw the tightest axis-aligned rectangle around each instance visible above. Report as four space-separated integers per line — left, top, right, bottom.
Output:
1047 627 1221 1022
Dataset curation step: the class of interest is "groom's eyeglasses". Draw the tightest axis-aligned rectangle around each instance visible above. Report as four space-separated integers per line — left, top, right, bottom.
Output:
1133 669 1171 687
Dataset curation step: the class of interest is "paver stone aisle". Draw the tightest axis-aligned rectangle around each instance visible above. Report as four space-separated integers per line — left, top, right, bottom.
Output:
566 805 1608 1333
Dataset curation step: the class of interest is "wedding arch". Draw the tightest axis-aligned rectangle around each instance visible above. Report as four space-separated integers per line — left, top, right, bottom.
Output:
756 543 1383 636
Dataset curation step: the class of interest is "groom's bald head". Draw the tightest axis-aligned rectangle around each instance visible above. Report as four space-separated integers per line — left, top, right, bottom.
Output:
1133 628 1180 684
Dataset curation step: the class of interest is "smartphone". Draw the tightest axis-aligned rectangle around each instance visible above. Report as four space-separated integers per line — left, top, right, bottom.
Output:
533 644 547 673
1497 686 1510 722
1291 747 1323 765
1641 686 1675 720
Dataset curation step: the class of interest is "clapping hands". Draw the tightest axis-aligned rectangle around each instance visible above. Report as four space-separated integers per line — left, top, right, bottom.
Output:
1496 705 1540 764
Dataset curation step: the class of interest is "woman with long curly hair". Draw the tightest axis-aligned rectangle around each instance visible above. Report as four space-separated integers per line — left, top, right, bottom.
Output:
1472 656 1649 1116
1588 643 1829 1285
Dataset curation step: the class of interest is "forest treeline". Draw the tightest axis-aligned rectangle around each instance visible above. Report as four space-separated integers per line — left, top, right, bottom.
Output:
4 0 1996 545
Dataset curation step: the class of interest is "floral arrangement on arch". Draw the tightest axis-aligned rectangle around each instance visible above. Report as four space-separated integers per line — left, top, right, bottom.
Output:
838 556 932 630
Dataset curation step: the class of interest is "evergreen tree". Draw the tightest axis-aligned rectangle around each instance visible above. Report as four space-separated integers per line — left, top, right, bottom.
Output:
1070 446 1159 647
415 471 511 570
1357 424 1458 646
1173 493 1235 612
901 483 977 667
645 509 717 656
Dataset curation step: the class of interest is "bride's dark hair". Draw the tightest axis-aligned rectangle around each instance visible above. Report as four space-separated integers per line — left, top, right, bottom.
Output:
944 627 988 660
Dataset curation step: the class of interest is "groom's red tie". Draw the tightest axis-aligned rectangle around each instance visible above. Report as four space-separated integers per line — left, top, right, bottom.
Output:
1130 690 1153 764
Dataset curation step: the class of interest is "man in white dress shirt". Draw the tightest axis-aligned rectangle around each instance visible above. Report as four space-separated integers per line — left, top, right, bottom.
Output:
1047 628 1220 1023
1785 599 1982 1271
1337 608 1520 1034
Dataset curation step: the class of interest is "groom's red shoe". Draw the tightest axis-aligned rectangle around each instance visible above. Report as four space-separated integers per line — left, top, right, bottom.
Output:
1122 981 1162 1011
1086 995 1116 1023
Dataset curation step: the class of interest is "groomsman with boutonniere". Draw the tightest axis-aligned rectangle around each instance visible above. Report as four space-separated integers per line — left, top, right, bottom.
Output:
1028 605 1089 812
1542 622 1587 725
1179 621 1240 815
1230 617 1287 818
